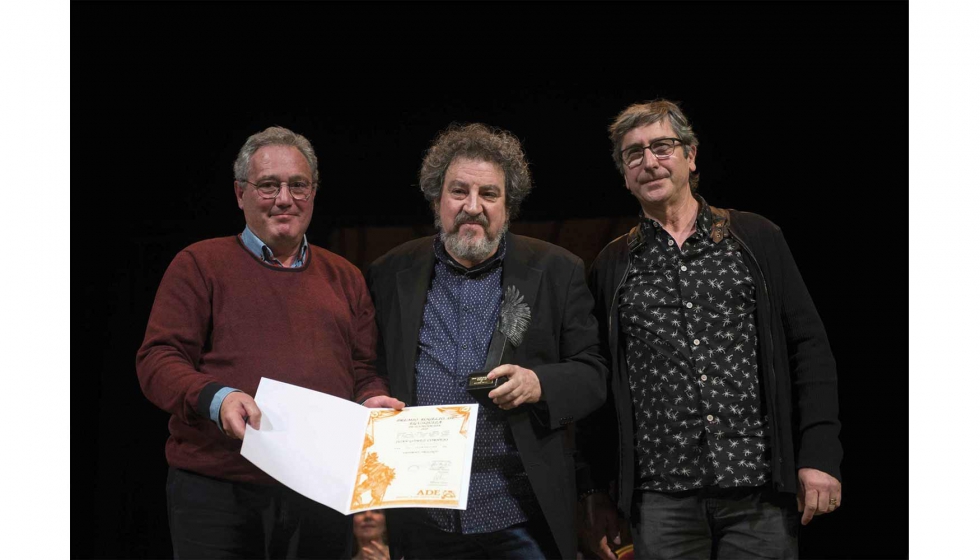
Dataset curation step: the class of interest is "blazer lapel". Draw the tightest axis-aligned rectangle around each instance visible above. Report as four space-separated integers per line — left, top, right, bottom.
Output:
395 240 435 403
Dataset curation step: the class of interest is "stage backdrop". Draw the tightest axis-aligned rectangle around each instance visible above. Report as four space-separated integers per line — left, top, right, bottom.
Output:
74 2 908 558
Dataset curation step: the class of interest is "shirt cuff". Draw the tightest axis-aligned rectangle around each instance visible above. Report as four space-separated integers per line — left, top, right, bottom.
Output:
210 387 242 432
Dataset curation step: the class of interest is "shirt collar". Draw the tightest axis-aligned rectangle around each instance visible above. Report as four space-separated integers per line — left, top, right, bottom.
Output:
241 226 308 268
433 233 507 277
637 195 714 240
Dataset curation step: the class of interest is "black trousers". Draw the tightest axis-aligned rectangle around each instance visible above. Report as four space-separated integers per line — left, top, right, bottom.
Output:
167 467 351 559
630 487 799 560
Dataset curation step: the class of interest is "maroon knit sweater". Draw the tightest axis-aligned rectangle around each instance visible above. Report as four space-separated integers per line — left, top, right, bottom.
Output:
136 236 388 484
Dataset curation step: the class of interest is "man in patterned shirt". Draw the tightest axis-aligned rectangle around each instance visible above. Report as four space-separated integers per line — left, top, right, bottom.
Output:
366 123 608 559
577 100 842 559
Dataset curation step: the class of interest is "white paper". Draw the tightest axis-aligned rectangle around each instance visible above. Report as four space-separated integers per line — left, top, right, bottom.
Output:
240 378 367 513
240 377 479 515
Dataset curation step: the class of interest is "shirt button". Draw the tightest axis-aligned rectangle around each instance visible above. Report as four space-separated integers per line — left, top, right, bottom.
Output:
706 414 714 422
668 240 675 246
680 265 688 272
701 374 708 381
693 339 700 346
686 302 693 309
462 343 469 349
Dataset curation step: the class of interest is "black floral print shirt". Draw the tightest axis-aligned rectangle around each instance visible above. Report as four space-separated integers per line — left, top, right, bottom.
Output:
620 202 771 492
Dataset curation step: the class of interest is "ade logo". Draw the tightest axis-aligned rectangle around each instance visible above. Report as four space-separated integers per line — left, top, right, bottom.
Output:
416 490 456 499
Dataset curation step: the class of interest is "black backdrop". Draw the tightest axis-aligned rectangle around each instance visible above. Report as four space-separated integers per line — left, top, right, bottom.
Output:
75 2 907 558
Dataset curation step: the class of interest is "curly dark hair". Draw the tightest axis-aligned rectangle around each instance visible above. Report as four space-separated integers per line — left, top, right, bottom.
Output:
418 123 532 218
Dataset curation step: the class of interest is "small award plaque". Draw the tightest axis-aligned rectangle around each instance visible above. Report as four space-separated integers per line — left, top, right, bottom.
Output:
466 371 500 407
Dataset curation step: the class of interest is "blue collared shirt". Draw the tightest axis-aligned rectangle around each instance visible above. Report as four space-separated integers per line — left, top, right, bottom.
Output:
240 226 309 268
414 236 539 534
208 227 311 430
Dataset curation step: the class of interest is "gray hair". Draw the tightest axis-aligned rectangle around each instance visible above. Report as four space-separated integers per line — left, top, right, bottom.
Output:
609 100 699 190
233 126 319 186
418 123 532 218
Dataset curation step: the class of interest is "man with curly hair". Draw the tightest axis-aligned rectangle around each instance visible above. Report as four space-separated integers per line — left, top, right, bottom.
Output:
366 123 608 559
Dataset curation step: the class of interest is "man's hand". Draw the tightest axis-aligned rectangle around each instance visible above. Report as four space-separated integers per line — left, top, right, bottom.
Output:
362 395 406 410
578 492 620 560
219 392 262 440
486 364 542 410
797 467 842 525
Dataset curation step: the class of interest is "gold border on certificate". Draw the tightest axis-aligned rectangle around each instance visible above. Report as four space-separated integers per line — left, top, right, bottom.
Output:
350 406 474 510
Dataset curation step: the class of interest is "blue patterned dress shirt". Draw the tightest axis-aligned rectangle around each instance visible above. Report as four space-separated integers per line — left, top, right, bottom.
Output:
414 236 540 534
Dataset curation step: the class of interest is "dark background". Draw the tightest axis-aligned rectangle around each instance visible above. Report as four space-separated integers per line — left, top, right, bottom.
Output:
75 2 907 558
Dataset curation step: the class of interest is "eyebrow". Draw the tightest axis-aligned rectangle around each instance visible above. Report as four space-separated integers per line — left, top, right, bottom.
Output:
623 136 675 150
255 173 311 182
447 180 502 191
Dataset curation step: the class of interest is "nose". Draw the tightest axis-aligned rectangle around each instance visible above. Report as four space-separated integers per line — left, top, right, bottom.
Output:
274 184 295 206
462 190 482 214
641 147 661 170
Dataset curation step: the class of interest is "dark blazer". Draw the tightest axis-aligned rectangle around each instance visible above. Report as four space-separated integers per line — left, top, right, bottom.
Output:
366 232 608 559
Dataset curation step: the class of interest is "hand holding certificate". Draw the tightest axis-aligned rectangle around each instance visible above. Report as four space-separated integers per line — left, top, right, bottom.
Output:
240 377 479 515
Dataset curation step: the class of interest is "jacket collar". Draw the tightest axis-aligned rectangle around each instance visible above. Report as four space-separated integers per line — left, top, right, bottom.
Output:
393 232 541 400
627 194 731 250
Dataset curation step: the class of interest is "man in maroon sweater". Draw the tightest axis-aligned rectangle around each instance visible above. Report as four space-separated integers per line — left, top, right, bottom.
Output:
136 126 403 559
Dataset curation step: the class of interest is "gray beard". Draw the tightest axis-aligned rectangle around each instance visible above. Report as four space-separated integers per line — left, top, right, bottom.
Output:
438 217 508 265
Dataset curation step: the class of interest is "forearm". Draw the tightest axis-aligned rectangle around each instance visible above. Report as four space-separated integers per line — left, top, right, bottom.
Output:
536 359 608 429
351 275 389 403
353 366 390 404
136 343 219 423
774 229 843 477
534 259 609 429
135 250 218 423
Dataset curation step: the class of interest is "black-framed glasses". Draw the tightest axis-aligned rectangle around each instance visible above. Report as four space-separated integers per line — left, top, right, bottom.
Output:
241 179 316 201
621 138 684 169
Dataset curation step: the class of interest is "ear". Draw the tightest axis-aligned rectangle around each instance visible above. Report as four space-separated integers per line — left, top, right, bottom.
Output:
687 145 698 173
234 181 246 210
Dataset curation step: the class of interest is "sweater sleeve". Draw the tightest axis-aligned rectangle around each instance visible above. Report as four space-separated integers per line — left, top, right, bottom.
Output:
771 228 843 482
136 249 223 423
348 268 389 404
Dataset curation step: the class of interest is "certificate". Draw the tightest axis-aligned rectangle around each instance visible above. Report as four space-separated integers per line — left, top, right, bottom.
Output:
240 377 479 514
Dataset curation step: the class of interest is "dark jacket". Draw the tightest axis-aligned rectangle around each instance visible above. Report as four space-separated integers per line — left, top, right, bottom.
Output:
366 232 609 559
578 207 842 516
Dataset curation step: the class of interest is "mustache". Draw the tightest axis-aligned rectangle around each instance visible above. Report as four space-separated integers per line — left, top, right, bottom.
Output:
453 211 489 231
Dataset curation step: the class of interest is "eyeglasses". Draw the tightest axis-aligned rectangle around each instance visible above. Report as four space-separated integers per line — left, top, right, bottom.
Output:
621 138 684 169
240 179 316 201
